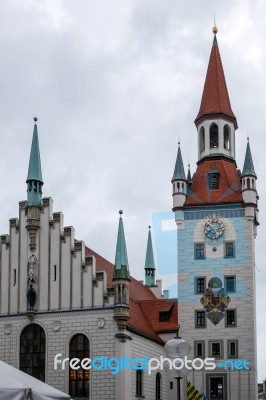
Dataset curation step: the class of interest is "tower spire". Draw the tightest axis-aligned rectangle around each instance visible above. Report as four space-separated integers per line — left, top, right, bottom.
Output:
26 118 43 207
195 27 237 129
242 139 257 178
113 210 130 280
187 163 192 183
172 143 186 181
144 226 155 287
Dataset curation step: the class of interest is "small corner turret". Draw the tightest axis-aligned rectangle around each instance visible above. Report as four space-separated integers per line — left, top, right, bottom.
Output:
113 210 131 338
144 226 156 287
25 118 44 312
241 138 259 228
172 142 187 210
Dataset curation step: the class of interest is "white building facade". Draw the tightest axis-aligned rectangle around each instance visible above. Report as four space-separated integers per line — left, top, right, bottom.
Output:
0 119 178 399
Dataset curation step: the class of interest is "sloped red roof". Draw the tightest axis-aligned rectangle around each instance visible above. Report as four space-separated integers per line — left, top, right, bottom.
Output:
195 36 237 128
185 158 243 206
128 298 164 343
85 247 178 343
139 300 178 333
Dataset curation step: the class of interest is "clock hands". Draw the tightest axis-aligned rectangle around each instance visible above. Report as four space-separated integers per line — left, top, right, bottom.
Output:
204 218 224 240
206 221 215 230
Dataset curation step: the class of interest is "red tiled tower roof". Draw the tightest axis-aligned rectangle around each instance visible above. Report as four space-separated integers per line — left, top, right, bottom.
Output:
185 159 243 206
195 35 237 129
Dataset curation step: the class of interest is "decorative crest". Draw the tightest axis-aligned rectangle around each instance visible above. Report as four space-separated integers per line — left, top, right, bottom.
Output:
200 277 231 325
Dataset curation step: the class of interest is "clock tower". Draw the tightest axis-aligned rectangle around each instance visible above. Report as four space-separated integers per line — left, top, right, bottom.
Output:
173 27 259 399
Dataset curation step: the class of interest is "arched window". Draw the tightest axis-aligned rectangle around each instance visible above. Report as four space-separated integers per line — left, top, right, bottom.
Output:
200 127 205 152
156 373 161 400
210 123 219 148
247 178 250 189
224 125 230 149
182 183 184 192
177 182 180 192
69 334 90 399
20 324 46 382
136 370 143 397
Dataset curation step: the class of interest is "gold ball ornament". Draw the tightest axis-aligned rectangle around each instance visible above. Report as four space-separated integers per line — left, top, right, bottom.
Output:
212 26 218 35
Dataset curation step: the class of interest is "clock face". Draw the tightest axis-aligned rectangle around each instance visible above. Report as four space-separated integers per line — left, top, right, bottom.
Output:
204 217 224 240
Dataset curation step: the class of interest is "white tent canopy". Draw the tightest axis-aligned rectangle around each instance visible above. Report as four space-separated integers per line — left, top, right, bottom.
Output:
0 361 71 400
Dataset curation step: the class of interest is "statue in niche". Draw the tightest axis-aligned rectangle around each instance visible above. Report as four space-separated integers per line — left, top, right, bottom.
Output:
27 285 36 310
28 254 38 283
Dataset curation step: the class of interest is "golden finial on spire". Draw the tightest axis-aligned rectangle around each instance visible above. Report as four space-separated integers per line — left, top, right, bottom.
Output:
213 13 218 35
247 131 250 141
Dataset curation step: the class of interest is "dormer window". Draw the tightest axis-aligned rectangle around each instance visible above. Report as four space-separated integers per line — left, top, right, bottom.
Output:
159 311 170 322
210 123 219 148
208 164 220 189
209 174 219 189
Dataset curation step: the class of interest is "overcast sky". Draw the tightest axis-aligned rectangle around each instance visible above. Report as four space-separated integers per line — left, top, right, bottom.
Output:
0 0 265 381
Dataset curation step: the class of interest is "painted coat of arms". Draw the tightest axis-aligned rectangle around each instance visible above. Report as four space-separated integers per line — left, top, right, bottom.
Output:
200 277 231 325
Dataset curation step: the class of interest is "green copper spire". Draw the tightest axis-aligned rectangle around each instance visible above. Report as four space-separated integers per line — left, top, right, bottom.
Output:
113 210 130 280
145 226 156 287
242 139 257 178
172 143 186 181
145 226 155 270
26 118 43 207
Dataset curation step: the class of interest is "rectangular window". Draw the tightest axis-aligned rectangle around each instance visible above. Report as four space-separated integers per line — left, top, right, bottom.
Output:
53 265 57 282
195 341 205 358
195 243 205 260
195 311 206 328
170 382 173 390
136 370 143 396
225 276 236 292
228 340 238 359
195 277 205 293
211 342 221 357
210 377 224 398
226 310 237 327
225 241 235 258
13 269 17 286
208 340 224 359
